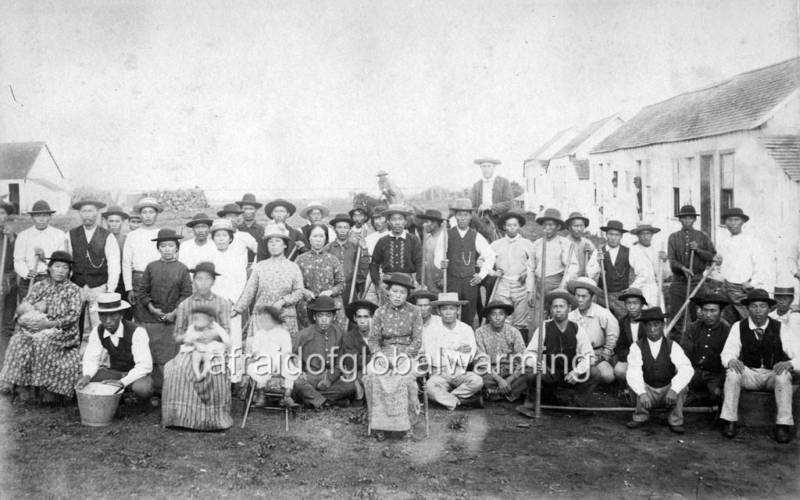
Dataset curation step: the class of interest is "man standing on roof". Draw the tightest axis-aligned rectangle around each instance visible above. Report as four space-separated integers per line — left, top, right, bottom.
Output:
376 170 403 205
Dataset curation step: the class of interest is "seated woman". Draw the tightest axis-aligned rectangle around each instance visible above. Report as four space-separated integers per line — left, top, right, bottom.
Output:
363 273 423 440
0 251 83 404
161 262 233 431
244 305 299 408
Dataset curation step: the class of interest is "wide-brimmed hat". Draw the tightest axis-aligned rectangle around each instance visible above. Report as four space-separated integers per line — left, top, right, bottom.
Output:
690 293 729 308
567 277 602 297
637 307 666 322
371 205 388 219
482 299 514 317
630 223 661 235
348 206 372 219
300 202 330 220
433 292 468 307
72 199 107 210
0 200 15 215
773 286 795 298
382 205 410 219
498 211 527 228
618 287 648 305
90 292 131 313
564 212 590 227
416 209 445 222
740 288 776 307
133 196 163 214
329 213 354 227
382 273 415 290
263 223 291 242
102 205 129 220
209 218 235 236
449 198 476 213
474 158 501 165
346 299 379 320
599 220 627 233
186 213 213 228
376 170 389 177
535 208 565 229
47 250 74 266
27 200 56 215
190 304 218 317
235 193 263 209
189 261 220 277
307 295 339 312
265 199 297 217
676 205 699 218
151 228 183 243
408 290 438 304
545 289 578 309
721 207 749 223
217 203 243 218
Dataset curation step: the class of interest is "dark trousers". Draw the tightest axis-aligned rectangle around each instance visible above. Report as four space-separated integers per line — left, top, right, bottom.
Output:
689 369 725 401
520 370 599 407
668 279 702 324
0 272 18 368
292 373 356 408
447 273 479 326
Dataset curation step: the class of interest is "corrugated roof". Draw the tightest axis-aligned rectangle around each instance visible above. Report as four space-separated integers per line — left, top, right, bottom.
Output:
0 142 45 179
592 57 800 153
760 135 800 181
551 115 620 159
528 127 574 161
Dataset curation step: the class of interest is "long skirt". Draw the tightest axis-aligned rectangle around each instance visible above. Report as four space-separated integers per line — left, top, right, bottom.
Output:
161 352 232 430
363 369 420 432
142 322 180 393
0 330 80 396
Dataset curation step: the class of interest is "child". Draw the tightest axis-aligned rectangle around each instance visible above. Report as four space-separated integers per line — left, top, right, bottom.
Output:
184 305 230 381
16 301 57 340
245 305 299 407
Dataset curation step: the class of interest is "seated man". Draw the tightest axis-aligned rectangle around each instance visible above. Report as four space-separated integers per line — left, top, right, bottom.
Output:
423 293 484 410
341 299 378 402
679 293 730 403
517 289 597 417
292 296 356 408
567 277 619 385
625 307 694 434
473 300 527 402
719 289 799 444
245 304 299 408
410 290 441 334
613 288 647 399
76 293 154 400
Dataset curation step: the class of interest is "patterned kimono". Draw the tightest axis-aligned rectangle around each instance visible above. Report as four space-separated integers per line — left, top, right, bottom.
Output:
295 249 345 327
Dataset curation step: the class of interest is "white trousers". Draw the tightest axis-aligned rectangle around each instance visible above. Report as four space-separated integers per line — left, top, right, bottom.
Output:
425 372 483 410
720 367 795 425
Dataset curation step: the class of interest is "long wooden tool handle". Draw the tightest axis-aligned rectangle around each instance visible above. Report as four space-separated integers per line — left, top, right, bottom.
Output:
534 237 548 418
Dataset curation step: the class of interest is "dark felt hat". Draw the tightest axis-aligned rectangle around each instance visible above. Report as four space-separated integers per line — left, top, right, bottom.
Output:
545 289 578 309
27 200 55 215
329 213 354 227
618 287 648 305
740 288 776 307
637 307 666 322
535 208 565 229
349 206 372 219
217 203 243 217
599 220 627 233
307 295 339 312
235 193 263 209
676 205 699 218
482 299 514 317
151 228 183 243
408 290 438 304
416 209 445 222
498 211 527 228
47 250 74 266
72 199 107 210
102 205 129 220
346 299 379 321
383 273 415 290
265 199 297 217
189 261 220 277
564 212 590 227
721 207 749 223
186 213 213 228
690 293 729 308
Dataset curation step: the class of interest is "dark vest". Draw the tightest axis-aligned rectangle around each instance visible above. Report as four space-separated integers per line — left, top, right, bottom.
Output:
447 228 478 279
543 320 579 374
70 226 109 288
638 337 675 388
98 320 137 372
599 245 630 293
739 319 787 369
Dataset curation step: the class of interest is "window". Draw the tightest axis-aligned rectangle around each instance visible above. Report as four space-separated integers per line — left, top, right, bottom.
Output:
720 152 735 212
672 159 681 215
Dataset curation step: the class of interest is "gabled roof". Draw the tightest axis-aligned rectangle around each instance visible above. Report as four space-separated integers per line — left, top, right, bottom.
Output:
592 57 800 154
760 135 800 181
528 127 574 161
551 114 620 159
0 142 46 179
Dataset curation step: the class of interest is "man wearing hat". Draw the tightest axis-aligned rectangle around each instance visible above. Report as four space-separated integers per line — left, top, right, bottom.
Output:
13 200 68 299
417 209 446 293
178 213 216 270
529 208 575 331
679 293 730 403
713 207 769 323
474 300 527 402
301 202 335 244
0 200 18 352
260 199 307 261
362 206 389 304
719 289 799 443
625 307 694 434
770 285 800 326
470 158 513 214
567 277 620 385
292 296 357 408
490 211 535 340
517 289 597 417
75 292 154 401
122 196 162 306
437 199 496 326
667 205 716 323
369 205 424 298
326 213 371 310
341 299 379 401
561 212 596 284
376 170 404 205
613 288 648 394
423 292 484 410
629 222 670 310
68 199 120 334
234 194 265 264
587 220 631 319
101 206 130 298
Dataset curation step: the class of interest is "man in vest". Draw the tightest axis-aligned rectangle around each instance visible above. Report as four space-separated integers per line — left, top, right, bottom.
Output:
613 288 647 400
516 289 597 418
68 199 121 334
719 289 799 443
75 292 154 400
667 205 715 323
679 293 730 403
438 199 495 326
470 158 513 214
625 307 694 434
587 220 631 319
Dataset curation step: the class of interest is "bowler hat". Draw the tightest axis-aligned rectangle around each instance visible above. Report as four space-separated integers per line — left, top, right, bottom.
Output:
186 213 213 228
90 292 131 313
209 218 235 236
235 193 263 209
265 199 297 217
618 287 648 305
474 158 501 166
47 250 74 266
416 209 445 222
676 205 700 218
383 273 415 291
498 211 527 228
721 207 749 223
564 212 590 227
599 220 627 233
300 202 330 220
740 288 776 307
482 299 514 317
381 205 410 219
217 203 243 218
307 295 339 312
72 199 107 210
102 205 129 220
0 201 15 215
545 289 578 309
329 213 354 227
535 208 565 229
773 286 795 298
376 170 389 177
690 293 729 308
133 196 163 214
27 200 55 215
433 292 468 307
346 299 379 321
189 261 220 277
567 277 602 297
630 223 661 235
637 307 666 322
151 228 183 243
408 290 438 304
449 198 476 213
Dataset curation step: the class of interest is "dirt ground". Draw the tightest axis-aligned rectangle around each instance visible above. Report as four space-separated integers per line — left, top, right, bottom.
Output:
1 394 797 500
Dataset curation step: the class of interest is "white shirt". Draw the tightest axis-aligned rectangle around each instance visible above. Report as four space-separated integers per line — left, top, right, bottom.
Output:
246 326 298 381
480 176 495 210
178 238 217 270
82 322 152 386
212 242 249 303
715 230 768 288
523 320 593 375
122 227 161 290
365 229 389 255
422 319 476 377
433 227 496 279
629 243 670 308
626 337 694 394
13 225 67 276
66 226 121 291
567 303 620 354
721 318 800 371
234 231 258 256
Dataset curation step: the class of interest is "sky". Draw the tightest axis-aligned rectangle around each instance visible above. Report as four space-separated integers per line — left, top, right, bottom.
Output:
0 0 798 200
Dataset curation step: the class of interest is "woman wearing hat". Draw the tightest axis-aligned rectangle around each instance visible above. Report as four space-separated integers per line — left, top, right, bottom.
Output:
260 199 307 261
122 197 163 305
1 251 83 403
12 199 68 299
295 223 346 328
300 202 335 244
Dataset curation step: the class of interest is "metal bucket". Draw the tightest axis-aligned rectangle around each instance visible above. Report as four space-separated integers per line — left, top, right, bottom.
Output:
76 383 123 427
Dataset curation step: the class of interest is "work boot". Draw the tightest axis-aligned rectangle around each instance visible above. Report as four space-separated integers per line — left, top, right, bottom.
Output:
669 424 685 434
281 395 299 408
720 419 737 438
775 425 793 444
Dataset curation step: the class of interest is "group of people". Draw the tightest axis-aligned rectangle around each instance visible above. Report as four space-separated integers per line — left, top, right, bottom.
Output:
0 157 797 444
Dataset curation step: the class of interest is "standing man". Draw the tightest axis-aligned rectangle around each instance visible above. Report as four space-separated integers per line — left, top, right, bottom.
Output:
369 205 423 299
680 293 730 403
122 196 162 307
0 200 17 363
567 277 620 385
376 170 404 205
235 193 265 266
178 213 216 271
301 202 335 244
261 199 306 261
587 220 631 319
629 223 670 310
363 206 389 303
470 158 513 214
561 212 596 285
417 209 446 293
667 205 715 323
326 213 371 310
491 211 535 341
13 200 67 299
770 285 800 328
68 199 120 334
529 208 574 331
439 199 495 326
101 205 129 296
